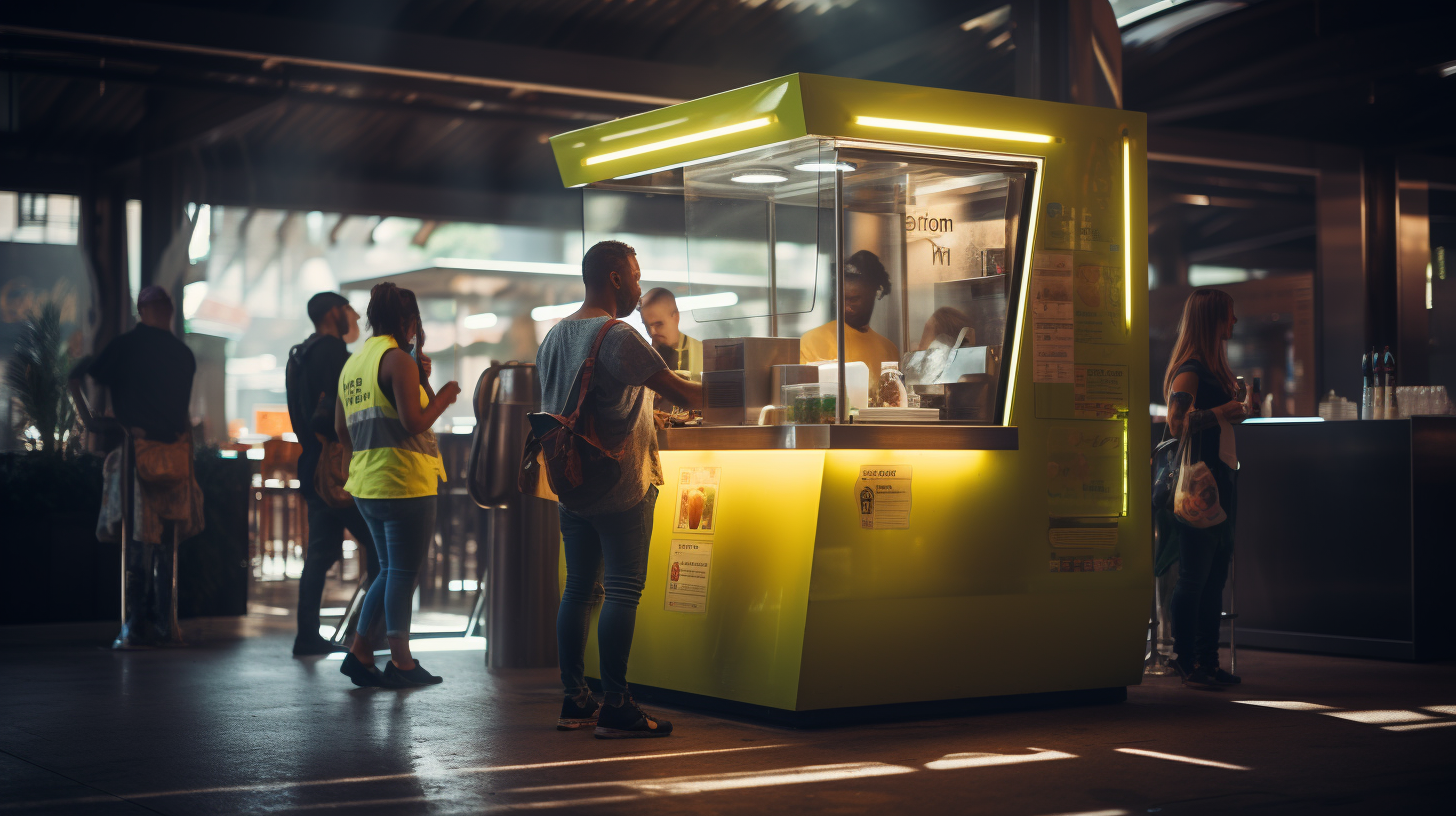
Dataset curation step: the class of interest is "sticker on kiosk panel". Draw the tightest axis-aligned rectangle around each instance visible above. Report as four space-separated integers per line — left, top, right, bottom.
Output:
1046 426 1122 518
665 539 713 613
673 467 720 534
1031 253 1074 384
857 464 912 530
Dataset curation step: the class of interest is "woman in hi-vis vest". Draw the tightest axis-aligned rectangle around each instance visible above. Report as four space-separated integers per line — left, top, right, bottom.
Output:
334 283 461 688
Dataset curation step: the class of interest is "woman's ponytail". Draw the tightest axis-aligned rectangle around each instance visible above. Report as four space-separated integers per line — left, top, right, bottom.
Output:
366 281 422 348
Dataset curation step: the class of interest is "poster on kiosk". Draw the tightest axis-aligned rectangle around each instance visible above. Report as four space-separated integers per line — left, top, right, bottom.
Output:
550 74 1148 719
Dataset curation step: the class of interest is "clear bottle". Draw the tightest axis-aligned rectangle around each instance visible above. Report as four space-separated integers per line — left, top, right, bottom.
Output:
1372 345 1385 420
877 362 907 408
1383 346 1397 418
1361 351 1373 420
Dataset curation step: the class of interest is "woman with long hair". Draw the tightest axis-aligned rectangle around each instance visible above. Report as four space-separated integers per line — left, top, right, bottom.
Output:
1163 288 1257 689
334 283 460 688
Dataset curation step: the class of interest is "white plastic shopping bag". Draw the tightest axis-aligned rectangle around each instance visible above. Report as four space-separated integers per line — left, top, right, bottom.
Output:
1173 432 1227 528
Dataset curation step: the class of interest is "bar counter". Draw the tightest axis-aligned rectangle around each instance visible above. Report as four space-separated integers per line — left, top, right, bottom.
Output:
1232 417 1456 660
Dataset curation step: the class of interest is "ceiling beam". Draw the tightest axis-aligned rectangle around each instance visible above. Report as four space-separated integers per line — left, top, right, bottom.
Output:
0 0 766 110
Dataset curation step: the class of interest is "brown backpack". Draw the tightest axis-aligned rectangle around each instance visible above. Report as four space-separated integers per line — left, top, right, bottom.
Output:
519 319 624 510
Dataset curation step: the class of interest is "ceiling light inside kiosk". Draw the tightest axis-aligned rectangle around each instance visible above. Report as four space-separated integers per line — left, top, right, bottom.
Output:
794 162 856 173
855 116 1053 144
582 117 773 166
731 171 788 184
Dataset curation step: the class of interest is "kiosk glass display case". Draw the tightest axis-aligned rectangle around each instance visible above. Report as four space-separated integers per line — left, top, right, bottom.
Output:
586 135 1037 427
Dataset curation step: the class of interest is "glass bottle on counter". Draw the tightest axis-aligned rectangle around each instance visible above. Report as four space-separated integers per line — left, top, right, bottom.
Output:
877 361 907 408
1372 346 1385 420
1383 346 1397 418
1361 350 1374 420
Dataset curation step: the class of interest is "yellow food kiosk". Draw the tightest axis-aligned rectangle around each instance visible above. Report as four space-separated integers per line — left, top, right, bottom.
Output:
550 74 1148 718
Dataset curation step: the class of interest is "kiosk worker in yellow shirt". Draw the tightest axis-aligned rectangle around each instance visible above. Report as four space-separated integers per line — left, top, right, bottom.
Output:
799 249 899 369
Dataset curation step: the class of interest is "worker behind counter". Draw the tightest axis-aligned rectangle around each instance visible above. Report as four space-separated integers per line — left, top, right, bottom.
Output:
639 288 703 379
799 250 899 370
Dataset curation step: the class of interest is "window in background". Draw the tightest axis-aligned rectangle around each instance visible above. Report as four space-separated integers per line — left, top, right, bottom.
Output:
1147 161 1317 415
0 191 92 451
186 206 583 444
1428 188 1456 393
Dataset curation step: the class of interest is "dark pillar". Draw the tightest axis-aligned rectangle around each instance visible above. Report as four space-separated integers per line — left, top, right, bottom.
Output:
1364 151 1400 356
1013 0 1123 108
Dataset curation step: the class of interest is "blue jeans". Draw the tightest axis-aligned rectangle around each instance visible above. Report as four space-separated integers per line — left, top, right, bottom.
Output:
354 496 436 639
297 496 379 639
557 486 656 697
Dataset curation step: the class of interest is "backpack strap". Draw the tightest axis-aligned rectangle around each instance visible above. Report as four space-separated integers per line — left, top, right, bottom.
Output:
562 319 621 425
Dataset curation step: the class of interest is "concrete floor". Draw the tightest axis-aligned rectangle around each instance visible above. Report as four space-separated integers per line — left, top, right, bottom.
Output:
2 616 1454 816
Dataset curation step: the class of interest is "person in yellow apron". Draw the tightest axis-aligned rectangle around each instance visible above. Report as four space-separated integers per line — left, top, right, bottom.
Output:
334 282 460 689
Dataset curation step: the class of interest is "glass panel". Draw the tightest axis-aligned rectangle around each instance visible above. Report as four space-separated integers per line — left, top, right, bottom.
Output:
682 137 831 324
1146 160 1317 416
834 147 1034 423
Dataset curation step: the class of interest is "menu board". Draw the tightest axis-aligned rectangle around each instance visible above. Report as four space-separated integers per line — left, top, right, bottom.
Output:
857 464 912 530
1073 364 1129 420
1031 252 1074 383
673 466 720 533
1046 424 1123 518
664 539 713 613
1072 265 1128 344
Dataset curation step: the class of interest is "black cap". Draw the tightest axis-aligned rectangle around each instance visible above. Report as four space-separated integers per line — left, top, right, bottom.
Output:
307 292 351 325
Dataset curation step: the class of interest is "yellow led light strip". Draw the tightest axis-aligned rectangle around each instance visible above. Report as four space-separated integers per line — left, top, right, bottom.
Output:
856 116 1053 144
1123 136 1133 329
1001 165 1043 424
1121 135 1133 518
581 117 774 166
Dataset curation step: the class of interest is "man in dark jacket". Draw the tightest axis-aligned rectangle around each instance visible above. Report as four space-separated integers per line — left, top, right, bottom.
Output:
286 292 380 655
85 285 196 643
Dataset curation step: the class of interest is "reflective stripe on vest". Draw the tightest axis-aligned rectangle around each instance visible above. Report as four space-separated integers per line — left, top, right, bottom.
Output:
339 335 445 499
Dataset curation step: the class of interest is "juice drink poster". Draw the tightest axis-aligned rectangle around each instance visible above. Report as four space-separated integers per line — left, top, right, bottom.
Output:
674 466 721 533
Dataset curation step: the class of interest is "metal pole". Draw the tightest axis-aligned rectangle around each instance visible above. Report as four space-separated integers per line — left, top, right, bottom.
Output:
113 433 136 649
767 199 778 337
1229 550 1238 676
165 520 185 645
834 166 847 424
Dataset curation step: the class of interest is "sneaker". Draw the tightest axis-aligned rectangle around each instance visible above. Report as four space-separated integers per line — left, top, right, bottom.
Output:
293 634 347 656
340 652 385 687
558 691 600 731
383 660 443 687
594 696 673 739
1201 665 1242 685
1170 656 1219 690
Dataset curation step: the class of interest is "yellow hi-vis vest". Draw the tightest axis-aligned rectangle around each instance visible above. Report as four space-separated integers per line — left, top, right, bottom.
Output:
339 335 446 499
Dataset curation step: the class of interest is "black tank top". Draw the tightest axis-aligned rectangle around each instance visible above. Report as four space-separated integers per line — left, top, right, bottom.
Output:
1176 358 1232 475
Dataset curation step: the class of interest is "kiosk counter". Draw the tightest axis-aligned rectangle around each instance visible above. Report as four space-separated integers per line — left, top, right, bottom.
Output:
548 74 1150 716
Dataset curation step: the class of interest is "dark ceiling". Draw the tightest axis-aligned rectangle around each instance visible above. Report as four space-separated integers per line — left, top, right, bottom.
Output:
1123 0 1456 155
0 0 1016 212
1 0 1453 221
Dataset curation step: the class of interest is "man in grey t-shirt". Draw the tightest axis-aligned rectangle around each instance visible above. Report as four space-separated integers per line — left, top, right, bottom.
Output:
538 241 700 739
538 317 667 517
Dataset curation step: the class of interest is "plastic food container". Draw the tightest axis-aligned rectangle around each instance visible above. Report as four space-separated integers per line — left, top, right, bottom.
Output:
782 383 837 424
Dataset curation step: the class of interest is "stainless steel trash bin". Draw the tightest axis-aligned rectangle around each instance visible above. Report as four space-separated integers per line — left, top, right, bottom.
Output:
468 362 560 669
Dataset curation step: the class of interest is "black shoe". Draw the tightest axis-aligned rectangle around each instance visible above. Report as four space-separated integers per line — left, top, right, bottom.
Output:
294 635 347 656
594 696 673 739
340 653 385 687
1201 665 1242 685
558 691 600 731
384 660 443 687
1171 656 1219 690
